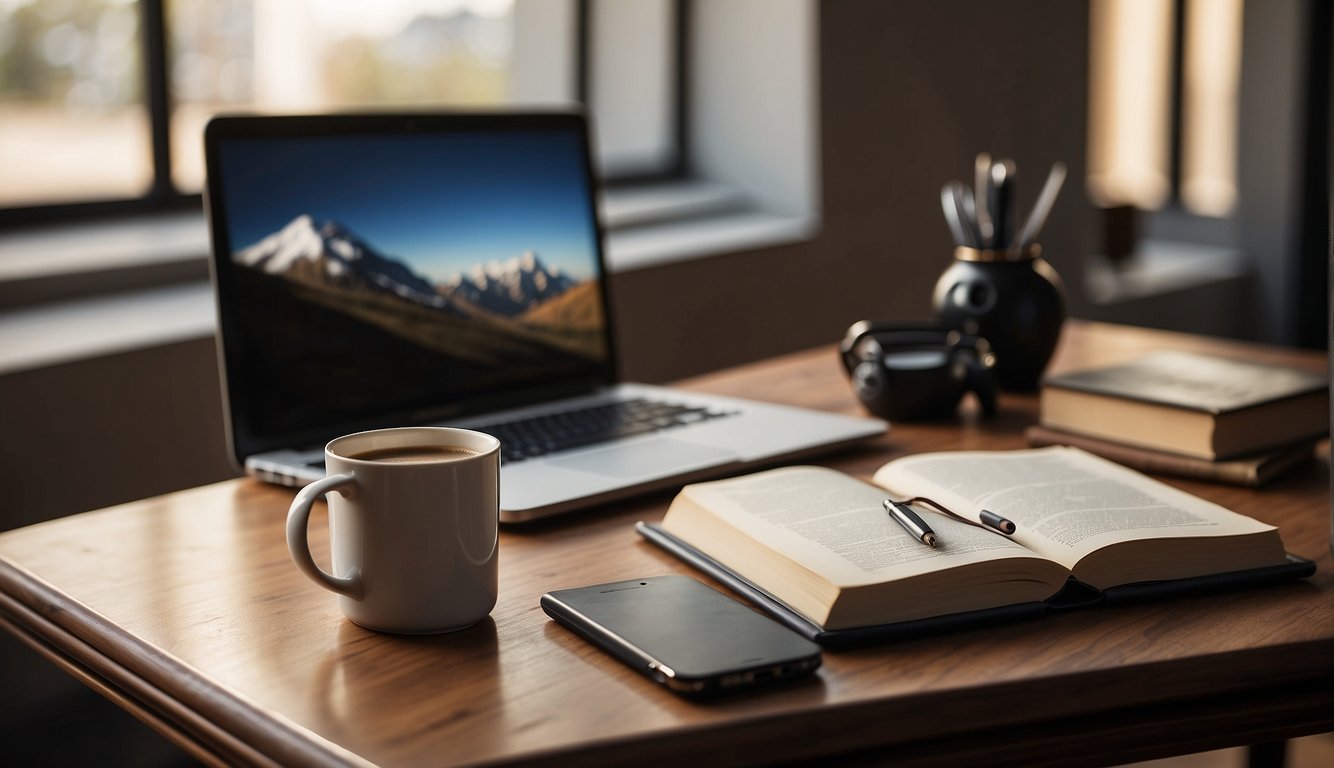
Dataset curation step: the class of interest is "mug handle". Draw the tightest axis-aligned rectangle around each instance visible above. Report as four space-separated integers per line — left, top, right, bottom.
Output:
286 474 363 599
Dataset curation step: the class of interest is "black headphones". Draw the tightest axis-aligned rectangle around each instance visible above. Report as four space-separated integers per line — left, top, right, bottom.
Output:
839 321 998 421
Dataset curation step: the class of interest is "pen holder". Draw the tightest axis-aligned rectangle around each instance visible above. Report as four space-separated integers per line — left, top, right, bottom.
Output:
931 244 1064 391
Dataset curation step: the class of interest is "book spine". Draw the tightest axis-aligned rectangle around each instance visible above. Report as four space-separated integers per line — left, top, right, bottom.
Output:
1025 426 1261 486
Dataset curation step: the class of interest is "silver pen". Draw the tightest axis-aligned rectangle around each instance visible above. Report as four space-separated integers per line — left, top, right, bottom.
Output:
883 499 938 548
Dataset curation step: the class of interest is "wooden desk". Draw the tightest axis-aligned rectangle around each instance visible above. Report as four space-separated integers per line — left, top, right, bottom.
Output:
2 321 1331 767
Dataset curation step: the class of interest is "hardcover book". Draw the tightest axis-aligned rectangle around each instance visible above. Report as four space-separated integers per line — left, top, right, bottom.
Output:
1038 351 1328 460
1024 425 1316 487
639 448 1312 646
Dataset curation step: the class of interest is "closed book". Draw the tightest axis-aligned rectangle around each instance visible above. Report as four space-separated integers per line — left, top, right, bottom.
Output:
1039 351 1328 460
1024 425 1316 487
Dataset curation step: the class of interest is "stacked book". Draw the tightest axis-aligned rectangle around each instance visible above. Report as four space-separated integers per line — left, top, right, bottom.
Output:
1029 351 1329 486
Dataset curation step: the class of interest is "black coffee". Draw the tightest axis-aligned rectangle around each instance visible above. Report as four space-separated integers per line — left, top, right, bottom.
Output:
349 446 481 464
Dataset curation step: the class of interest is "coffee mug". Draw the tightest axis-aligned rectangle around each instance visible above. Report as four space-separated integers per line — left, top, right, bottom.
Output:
286 426 500 634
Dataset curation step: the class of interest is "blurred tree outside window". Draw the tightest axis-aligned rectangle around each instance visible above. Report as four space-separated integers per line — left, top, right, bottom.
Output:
167 0 515 191
0 0 151 206
0 0 516 209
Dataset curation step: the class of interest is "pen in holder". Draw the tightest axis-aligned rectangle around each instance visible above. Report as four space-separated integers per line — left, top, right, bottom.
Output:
932 156 1067 391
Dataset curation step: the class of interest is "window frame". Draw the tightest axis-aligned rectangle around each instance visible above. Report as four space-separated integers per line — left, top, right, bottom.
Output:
582 0 690 185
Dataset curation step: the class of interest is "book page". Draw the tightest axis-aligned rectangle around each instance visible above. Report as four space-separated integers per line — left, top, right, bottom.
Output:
872 447 1276 570
682 466 1044 588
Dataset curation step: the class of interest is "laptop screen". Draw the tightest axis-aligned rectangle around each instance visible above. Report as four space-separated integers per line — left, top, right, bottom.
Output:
205 114 615 462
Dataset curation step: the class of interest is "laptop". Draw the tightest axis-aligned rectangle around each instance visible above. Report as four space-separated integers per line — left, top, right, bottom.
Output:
203 112 886 522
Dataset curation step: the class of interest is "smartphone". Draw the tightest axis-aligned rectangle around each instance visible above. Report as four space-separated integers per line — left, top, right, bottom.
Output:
541 575 822 696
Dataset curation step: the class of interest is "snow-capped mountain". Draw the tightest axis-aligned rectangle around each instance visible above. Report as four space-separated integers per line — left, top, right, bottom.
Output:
440 251 577 317
234 215 448 309
234 216 581 318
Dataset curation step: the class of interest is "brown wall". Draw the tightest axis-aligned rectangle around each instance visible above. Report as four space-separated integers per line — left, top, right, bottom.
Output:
613 0 1095 382
0 338 239 527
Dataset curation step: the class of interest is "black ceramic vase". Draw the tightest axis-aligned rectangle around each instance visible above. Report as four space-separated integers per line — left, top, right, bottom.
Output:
931 244 1065 391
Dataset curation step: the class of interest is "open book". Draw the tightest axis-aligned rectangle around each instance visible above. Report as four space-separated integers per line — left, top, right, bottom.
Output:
641 448 1309 643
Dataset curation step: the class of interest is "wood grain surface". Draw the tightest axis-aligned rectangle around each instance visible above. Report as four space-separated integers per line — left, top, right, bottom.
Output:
1 321 1332 767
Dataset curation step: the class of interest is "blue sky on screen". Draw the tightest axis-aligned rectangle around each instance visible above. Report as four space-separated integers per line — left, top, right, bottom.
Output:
219 128 598 283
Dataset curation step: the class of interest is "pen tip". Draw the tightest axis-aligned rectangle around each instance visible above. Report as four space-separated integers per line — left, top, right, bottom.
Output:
924 533 938 548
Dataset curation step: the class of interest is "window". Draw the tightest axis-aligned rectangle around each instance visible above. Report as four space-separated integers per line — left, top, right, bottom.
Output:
1082 0 1329 349
497 0 688 183
0 0 817 310
583 0 681 178
1087 0 1244 219
0 0 698 225
167 0 517 192
0 0 153 208
1 0 523 220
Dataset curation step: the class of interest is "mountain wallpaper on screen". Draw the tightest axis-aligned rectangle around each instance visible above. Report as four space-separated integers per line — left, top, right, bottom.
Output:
232 214 605 363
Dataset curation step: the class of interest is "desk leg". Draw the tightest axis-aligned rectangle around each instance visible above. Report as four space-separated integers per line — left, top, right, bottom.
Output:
1247 740 1287 768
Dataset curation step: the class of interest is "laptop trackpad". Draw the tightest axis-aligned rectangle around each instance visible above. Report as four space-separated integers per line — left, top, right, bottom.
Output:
547 438 738 478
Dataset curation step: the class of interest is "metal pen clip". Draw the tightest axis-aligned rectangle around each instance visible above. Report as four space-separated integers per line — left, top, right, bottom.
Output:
883 499 938 547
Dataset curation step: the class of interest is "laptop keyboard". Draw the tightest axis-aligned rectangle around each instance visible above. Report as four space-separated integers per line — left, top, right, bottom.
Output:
302 398 739 470
473 398 737 463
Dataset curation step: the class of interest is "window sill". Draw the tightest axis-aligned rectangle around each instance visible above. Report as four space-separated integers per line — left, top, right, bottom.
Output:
0 282 217 375
1084 239 1249 304
602 178 817 271
1078 239 1254 339
0 211 211 309
0 186 817 374
607 210 817 272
